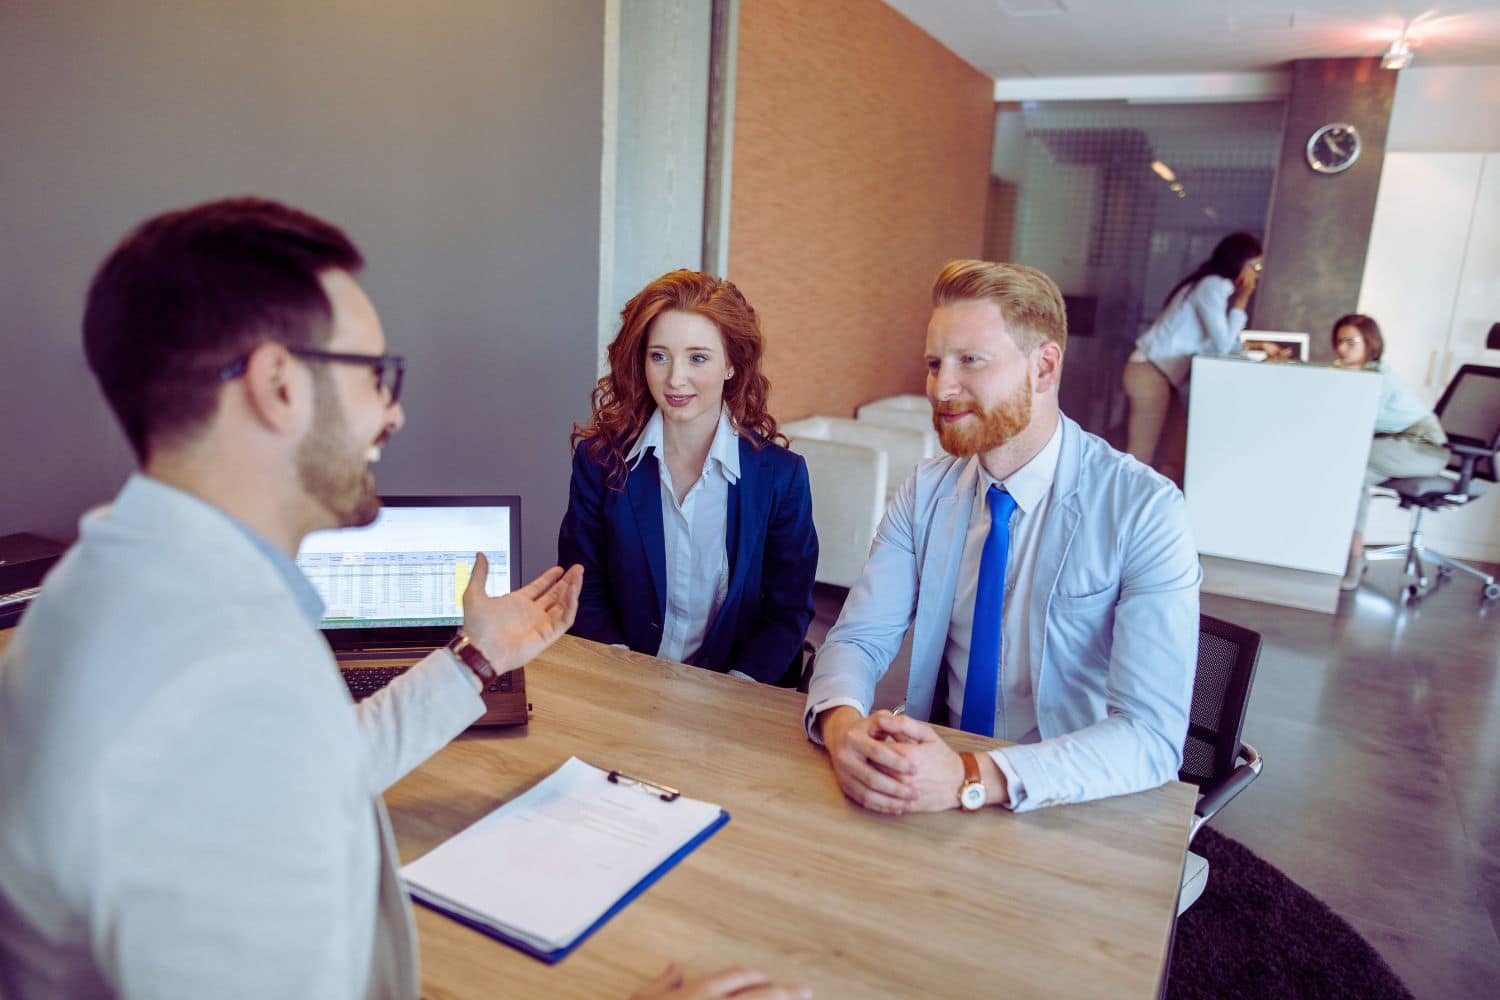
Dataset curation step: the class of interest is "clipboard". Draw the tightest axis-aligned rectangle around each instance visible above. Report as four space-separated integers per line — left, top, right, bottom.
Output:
401 757 730 964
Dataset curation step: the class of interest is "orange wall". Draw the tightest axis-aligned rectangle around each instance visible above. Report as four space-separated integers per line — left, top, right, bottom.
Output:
729 0 995 421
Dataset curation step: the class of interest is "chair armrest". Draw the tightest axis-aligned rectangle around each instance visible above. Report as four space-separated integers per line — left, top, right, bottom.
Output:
1450 448 1479 493
796 641 817 693
1188 742 1261 842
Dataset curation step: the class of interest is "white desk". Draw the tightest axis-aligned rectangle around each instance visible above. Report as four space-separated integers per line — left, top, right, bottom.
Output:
1185 356 1381 612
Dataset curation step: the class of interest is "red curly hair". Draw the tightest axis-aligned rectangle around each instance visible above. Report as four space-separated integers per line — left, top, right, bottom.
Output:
572 269 781 490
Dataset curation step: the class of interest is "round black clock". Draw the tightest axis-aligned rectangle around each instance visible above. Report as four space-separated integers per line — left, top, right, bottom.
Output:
1306 123 1361 174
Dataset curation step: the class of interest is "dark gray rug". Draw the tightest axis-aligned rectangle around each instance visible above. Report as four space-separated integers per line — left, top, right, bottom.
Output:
1168 828 1414 1000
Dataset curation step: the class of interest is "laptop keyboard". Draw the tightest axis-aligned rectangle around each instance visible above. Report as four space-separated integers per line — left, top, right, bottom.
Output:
340 663 518 701
341 666 410 702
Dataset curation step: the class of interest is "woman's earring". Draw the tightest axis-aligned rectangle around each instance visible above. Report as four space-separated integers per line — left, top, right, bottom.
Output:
725 370 734 380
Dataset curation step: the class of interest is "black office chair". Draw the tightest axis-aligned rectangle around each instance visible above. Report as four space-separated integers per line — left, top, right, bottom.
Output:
1365 364 1500 606
779 640 817 692
1176 614 1263 914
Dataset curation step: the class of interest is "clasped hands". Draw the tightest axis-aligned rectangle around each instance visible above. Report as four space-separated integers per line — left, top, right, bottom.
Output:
820 706 995 815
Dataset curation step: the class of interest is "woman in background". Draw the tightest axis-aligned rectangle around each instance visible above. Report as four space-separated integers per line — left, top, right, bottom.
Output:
1122 232 1264 484
1331 313 1448 591
558 269 818 684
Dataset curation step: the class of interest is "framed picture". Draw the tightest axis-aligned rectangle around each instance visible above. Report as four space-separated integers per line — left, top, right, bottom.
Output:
1240 330 1311 363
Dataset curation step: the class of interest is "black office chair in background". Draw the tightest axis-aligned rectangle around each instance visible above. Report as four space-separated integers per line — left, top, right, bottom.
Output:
1365 364 1500 606
1176 614 1263 915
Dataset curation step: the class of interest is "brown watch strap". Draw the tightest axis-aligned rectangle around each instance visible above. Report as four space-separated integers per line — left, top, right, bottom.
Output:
447 630 497 684
960 751 982 787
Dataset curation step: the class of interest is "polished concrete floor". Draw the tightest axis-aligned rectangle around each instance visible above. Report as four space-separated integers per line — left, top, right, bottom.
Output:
807 556 1500 998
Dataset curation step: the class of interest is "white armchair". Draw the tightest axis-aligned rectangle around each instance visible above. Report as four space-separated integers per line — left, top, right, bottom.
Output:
782 415 937 500
782 435 886 588
855 394 936 438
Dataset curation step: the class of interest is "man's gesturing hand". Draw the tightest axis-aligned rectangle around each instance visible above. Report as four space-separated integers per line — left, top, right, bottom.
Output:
818 707 919 815
460 553 583 674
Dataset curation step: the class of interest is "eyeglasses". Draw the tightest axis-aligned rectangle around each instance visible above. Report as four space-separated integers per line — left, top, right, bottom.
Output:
219 347 406 405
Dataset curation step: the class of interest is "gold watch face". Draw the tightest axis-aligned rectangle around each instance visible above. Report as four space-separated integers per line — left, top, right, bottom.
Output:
960 782 987 811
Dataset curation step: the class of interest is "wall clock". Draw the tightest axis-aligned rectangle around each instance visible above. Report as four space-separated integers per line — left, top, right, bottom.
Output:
1306 123 1361 174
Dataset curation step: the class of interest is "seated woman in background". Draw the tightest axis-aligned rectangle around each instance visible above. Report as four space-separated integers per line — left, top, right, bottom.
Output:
1331 313 1449 591
558 269 818 684
1122 232 1264 484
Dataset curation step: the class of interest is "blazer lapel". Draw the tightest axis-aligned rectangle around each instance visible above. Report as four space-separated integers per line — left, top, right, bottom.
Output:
727 437 767 590
907 458 979 722
626 454 668 617
704 438 763 662
1030 418 1084 696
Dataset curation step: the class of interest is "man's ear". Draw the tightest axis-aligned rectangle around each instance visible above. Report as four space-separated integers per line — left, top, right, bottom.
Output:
239 342 307 435
1033 340 1064 394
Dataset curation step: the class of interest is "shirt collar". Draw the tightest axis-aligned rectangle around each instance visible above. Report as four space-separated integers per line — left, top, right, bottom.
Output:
974 420 1063 515
626 406 741 484
229 517 327 627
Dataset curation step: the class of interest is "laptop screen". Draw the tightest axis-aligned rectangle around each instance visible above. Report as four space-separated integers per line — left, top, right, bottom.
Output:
296 496 521 647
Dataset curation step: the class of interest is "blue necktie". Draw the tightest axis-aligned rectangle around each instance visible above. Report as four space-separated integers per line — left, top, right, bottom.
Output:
960 484 1018 737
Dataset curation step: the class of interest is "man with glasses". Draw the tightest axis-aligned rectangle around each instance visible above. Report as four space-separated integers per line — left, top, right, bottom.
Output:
0 199 804 1000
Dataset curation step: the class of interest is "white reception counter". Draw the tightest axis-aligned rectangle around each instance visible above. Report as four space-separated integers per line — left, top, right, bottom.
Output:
1185 355 1381 613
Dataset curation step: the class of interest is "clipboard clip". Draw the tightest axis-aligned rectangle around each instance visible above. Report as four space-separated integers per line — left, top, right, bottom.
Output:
607 769 680 802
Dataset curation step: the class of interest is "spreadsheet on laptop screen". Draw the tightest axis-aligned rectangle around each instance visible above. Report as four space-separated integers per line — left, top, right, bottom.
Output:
296 504 513 629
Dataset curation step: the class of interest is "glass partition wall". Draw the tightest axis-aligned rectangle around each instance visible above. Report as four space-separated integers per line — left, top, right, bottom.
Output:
985 101 1283 446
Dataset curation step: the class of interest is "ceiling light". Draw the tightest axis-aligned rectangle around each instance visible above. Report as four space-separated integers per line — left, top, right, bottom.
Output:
1150 160 1177 183
1381 39 1413 69
1381 28 1414 70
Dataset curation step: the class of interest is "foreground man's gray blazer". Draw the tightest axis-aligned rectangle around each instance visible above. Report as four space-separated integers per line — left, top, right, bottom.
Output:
0 476 484 999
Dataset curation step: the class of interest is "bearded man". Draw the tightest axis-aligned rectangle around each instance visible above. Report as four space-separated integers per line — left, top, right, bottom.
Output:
0 199 807 1000
804 260 1200 816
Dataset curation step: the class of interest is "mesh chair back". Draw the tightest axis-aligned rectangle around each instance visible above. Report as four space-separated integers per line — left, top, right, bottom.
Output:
1179 615 1261 789
1435 364 1500 483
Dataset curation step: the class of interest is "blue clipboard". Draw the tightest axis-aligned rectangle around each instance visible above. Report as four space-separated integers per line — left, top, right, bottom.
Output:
412 807 729 964
405 761 732 965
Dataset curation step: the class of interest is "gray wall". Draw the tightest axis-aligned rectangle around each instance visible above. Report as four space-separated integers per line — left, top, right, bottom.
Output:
604 0 712 363
0 0 603 579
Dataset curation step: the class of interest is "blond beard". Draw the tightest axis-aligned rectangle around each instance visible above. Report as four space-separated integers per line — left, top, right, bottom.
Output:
932 373 1033 457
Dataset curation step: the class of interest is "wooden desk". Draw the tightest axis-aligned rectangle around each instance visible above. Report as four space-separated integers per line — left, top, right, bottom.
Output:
387 636 1195 998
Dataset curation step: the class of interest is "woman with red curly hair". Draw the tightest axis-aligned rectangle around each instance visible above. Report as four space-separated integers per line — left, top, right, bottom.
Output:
558 270 818 684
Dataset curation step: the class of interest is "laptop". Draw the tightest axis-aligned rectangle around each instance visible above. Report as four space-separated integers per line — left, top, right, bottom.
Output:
296 495 528 727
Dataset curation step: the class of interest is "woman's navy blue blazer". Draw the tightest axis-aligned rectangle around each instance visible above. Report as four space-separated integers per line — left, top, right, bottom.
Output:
557 434 819 684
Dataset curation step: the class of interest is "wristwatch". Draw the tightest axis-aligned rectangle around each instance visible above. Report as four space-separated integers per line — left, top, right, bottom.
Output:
958 752 987 812
446 629 497 686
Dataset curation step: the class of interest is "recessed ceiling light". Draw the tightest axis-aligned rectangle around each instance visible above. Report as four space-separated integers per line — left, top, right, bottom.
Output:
1150 160 1177 183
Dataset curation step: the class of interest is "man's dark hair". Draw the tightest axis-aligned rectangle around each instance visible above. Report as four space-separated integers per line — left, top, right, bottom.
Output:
82 197 364 460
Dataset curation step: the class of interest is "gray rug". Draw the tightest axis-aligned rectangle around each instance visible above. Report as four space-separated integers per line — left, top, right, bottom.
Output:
1168 828 1414 999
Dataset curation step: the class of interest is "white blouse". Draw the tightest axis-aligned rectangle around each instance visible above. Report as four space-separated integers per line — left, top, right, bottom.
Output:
625 407 740 665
